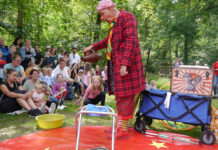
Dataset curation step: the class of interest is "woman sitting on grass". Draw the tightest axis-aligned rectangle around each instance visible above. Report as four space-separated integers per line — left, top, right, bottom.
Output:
78 76 105 110
0 69 42 117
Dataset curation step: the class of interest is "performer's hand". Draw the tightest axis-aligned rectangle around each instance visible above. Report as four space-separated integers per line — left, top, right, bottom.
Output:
84 45 93 54
120 65 128 76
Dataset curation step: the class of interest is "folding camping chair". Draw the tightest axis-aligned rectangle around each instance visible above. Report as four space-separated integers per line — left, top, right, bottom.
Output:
75 106 117 150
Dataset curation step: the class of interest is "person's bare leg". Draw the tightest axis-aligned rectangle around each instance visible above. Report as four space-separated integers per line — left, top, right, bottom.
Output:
80 84 85 95
27 98 37 109
76 96 82 106
16 98 32 111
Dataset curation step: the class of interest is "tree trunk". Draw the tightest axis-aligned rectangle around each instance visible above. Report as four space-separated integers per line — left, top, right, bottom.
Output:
17 0 23 37
184 37 188 64
93 13 101 43
169 40 172 64
183 0 191 64
144 17 149 44
161 40 168 66
175 43 178 57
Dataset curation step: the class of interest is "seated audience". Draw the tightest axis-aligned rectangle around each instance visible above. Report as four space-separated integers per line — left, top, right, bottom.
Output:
29 82 56 114
52 58 73 85
13 37 22 54
0 38 10 61
43 45 53 68
102 66 108 92
95 65 102 77
82 63 92 90
50 48 58 69
58 49 65 60
6 44 16 63
47 67 56 86
64 51 70 67
40 67 52 87
40 81 59 106
52 73 67 104
25 61 36 78
23 69 41 91
4 54 25 84
0 69 42 116
34 45 43 66
20 39 35 70
78 76 105 109
0 51 7 80
69 46 80 69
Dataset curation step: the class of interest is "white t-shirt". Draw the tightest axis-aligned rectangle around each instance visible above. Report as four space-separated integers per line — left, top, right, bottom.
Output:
69 53 80 68
58 54 64 60
51 65 71 81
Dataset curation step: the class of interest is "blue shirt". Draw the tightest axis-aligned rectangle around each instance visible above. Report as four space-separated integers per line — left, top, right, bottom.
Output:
3 63 24 79
20 46 36 62
40 75 52 87
0 46 10 61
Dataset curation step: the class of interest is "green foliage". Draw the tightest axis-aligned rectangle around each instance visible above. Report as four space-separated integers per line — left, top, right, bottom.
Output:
0 0 217 70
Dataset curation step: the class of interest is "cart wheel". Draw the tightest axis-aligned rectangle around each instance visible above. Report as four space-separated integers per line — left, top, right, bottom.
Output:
200 131 215 145
134 119 146 133
201 125 210 132
143 117 153 126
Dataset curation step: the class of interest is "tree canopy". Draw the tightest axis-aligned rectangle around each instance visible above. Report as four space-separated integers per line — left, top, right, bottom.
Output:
0 0 217 73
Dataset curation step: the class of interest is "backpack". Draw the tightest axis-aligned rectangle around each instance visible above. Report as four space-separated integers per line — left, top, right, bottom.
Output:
65 86 73 100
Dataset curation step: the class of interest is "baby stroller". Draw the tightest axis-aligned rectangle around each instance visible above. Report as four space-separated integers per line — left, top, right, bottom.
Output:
134 89 216 145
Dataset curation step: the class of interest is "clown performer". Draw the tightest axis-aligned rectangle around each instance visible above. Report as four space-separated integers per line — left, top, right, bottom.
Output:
84 0 145 139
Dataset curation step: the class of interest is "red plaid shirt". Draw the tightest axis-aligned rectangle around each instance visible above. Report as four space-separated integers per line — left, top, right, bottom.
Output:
93 9 145 97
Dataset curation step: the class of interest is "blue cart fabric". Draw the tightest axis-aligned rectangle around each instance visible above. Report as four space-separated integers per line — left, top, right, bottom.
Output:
138 90 211 125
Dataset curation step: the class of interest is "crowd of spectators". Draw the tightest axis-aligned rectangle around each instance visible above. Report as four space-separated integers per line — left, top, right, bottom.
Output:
0 38 108 117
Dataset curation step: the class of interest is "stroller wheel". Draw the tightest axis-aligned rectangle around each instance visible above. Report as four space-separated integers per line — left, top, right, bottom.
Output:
143 117 153 126
200 131 215 145
134 119 146 133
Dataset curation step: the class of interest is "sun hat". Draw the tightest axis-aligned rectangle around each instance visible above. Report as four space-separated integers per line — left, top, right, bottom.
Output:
96 0 116 11
79 69 84 73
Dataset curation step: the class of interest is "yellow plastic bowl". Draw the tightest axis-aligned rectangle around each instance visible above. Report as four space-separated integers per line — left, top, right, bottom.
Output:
35 114 65 129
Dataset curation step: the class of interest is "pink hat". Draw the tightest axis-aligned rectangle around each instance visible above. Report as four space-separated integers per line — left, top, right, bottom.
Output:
96 0 116 11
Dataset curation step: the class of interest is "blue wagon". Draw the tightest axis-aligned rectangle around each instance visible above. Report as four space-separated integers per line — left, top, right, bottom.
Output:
134 89 216 145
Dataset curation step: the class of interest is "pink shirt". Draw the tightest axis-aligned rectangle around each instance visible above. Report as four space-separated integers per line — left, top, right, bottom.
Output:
32 90 45 108
86 85 103 99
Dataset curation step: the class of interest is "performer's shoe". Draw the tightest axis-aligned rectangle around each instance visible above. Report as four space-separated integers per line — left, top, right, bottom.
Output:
107 127 129 139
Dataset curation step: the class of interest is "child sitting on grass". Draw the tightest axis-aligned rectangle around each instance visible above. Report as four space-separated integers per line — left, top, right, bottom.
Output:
40 67 52 87
78 76 105 110
52 73 67 105
25 61 36 78
30 82 55 114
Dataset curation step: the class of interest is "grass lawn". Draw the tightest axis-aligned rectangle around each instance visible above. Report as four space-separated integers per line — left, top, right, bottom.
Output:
0 94 217 142
0 77 217 142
